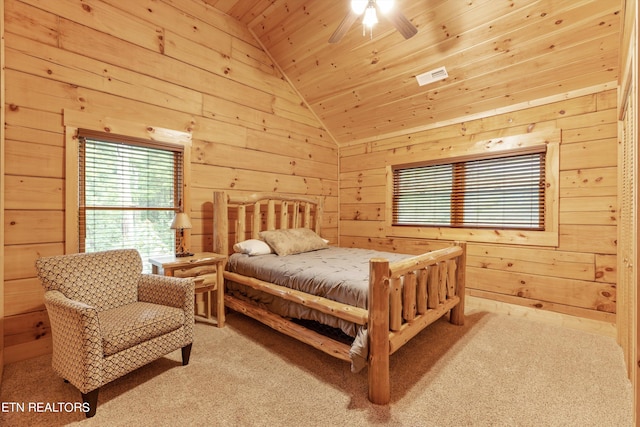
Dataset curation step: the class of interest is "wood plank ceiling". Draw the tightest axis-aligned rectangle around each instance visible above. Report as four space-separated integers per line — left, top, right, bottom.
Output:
204 0 622 145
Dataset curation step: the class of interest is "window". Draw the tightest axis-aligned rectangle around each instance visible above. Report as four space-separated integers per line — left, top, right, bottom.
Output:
78 130 184 272
392 148 546 230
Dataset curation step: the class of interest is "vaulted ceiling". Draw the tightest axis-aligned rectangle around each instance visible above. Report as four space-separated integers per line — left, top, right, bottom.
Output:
205 0 622 145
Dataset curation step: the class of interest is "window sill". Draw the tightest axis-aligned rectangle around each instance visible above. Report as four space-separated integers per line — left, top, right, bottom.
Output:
387 225 559 247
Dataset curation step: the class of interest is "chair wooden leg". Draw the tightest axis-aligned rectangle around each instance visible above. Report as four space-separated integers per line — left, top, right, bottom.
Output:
182 343 192 366
81 389 99 418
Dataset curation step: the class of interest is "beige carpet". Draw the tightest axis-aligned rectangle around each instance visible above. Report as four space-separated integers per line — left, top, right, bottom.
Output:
0 311 633 426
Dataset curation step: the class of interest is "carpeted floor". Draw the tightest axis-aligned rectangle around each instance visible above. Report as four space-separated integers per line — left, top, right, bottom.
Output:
0 311 633 426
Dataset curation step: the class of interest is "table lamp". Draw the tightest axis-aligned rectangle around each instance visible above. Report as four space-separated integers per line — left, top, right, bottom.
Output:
170 212 193 257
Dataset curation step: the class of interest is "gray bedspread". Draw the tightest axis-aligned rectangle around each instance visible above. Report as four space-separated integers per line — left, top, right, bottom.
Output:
226 246 412 372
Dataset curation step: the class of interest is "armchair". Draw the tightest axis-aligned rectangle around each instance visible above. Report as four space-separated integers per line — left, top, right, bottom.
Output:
35 249 194 418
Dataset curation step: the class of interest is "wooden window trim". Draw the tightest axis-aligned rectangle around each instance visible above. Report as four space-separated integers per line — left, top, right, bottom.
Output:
385 130 560 247
63 110 192 254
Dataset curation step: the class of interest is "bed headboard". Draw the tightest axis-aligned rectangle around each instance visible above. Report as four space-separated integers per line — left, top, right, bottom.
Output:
213 191 323 256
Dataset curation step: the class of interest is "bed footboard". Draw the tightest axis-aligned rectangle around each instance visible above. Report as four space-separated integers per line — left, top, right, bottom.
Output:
368 242 467 405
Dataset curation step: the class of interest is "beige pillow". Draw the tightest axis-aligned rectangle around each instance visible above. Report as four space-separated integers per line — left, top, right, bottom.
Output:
259 228 328 256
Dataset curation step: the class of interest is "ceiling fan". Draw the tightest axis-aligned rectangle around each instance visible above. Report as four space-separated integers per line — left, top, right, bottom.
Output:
329 0 418 43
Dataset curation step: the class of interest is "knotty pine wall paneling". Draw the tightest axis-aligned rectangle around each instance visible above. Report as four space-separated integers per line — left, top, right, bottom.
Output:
617 0 638 420
1 0 6 380
2 0 337 364
339 88 619 333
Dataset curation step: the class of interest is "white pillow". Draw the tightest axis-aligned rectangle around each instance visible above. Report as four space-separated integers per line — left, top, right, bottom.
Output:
233 239 273 256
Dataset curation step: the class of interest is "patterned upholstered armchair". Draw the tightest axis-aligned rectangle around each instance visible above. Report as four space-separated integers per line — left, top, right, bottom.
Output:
35 249 195 418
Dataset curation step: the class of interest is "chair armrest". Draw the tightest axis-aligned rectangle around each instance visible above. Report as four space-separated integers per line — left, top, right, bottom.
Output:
138 274 195 313
44 290 103 393
139 274 195 346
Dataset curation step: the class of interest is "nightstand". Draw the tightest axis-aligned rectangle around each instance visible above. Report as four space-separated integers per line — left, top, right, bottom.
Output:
149 252 227 327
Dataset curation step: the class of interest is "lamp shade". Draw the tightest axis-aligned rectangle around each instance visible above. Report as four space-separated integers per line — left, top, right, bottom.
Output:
170 212 192 230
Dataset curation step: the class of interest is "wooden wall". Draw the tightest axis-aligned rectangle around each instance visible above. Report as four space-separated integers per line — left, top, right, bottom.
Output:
617 0 638 420
1 0 6 379
339 88 619 332
2 0 337 364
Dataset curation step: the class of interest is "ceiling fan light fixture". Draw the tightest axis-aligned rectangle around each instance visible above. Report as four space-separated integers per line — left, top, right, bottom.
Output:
329 0 417 43
363 5 378 28
351 0 368 14
377 0 395 14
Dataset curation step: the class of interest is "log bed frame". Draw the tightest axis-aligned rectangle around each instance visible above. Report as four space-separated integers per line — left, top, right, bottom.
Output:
212 191 467 405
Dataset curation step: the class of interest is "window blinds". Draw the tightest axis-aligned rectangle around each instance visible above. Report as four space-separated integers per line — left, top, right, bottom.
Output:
393 150 545 230
78 131 184 269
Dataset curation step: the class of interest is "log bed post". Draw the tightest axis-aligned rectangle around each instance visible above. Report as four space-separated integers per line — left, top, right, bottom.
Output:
213 191 228 256
449 241 466 326
368 258 390 405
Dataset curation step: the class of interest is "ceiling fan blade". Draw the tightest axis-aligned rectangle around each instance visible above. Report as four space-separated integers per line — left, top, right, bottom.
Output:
329 10 360 43
384 9 418 39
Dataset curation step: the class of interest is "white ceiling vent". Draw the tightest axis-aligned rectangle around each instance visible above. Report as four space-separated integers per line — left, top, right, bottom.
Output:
416 66 448 86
